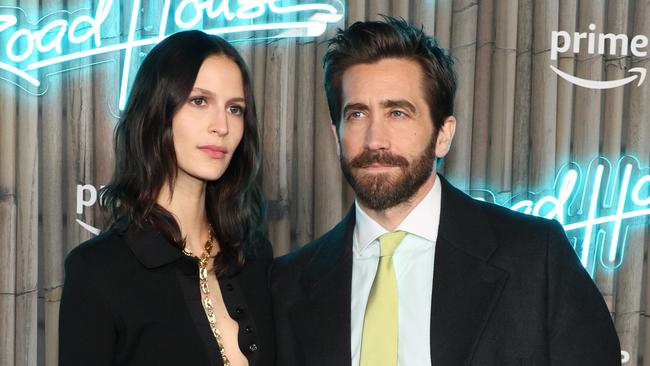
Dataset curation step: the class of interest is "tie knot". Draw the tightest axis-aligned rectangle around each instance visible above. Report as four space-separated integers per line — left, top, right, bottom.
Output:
378 231 406 257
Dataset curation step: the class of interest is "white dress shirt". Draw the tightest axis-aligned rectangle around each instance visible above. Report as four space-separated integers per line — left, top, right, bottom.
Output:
351 177 441 366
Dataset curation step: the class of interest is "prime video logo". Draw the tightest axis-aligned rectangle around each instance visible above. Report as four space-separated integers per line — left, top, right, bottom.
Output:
550 23 648 89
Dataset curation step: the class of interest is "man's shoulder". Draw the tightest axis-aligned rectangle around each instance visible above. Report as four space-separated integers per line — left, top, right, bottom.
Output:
272 212 353 281
273 224 340 271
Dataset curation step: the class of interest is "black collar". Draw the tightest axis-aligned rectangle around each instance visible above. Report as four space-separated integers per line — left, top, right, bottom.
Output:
124 225 184 269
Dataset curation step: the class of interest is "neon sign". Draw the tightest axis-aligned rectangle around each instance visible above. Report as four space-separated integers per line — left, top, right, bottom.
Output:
471 156 650 275
0 0 344 109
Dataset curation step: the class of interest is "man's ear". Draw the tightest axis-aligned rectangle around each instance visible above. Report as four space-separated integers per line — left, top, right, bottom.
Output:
435 116 456 158
330 122 341 157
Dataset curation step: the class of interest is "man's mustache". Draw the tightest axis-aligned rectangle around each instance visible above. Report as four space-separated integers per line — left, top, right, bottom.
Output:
348 150 409 169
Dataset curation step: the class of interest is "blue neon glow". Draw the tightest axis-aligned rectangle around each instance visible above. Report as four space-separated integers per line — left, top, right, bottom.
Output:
0 0 345 109
470 156 650 275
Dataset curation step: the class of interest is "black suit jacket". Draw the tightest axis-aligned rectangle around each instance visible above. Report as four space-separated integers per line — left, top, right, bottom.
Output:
270 176 620 365
59 225 275 366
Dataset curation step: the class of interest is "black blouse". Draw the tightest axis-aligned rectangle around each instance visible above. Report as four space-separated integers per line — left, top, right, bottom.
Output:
59 225 274 366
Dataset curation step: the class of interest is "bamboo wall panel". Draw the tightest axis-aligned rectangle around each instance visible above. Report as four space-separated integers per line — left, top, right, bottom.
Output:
511 0 532 195
0 0 649 364
469 0 493 192
445 0 477 189
487 0 517 192
530 0 558 192
14 1 39 364
554 1 577 172
0 5 17 365
619 1 650 363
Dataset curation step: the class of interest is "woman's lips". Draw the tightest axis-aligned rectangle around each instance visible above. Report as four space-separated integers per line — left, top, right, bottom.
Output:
198 145 228 159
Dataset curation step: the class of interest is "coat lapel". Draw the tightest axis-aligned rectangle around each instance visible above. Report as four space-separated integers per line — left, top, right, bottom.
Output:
431 176 508 365
291 209 355 366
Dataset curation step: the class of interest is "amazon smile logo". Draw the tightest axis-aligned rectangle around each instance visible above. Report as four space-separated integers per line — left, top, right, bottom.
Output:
550 24 648 89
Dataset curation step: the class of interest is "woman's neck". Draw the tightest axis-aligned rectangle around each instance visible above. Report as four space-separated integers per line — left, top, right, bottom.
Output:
156 173 213 256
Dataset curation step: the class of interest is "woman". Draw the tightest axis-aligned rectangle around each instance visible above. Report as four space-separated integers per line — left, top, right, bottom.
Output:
59 30 273 366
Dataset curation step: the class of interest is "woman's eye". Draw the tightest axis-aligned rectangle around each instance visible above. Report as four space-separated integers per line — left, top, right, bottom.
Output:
189 97 207 106
228 105 244 116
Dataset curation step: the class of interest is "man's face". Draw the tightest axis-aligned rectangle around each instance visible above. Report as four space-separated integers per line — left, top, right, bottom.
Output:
333 57 455 211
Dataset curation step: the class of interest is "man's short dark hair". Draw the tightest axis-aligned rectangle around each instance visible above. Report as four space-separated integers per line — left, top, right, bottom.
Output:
323 16 457 133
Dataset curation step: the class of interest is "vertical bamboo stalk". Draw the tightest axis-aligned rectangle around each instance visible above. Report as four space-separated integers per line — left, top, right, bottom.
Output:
487 0 517 193
368 0 389 21
263 31 295 250
253 24 267 131
619 1 650 363
572 0 606 275
572 1 605 166
469 0 494 193
391 0 409 20
93 0 120 191
413 0 436 36
445 0 478 189
39 2 65 364
433 0 451 185
347 0 365 24
435 0 453 49
594 0 629 322
554 1 577 170
511 0 533 195
601 0 628 162
291 41 316 250
65 0 95 252
314 26 344 236
0 4 17 364
0 195 16 366
15 1 39 364
529 0 558 192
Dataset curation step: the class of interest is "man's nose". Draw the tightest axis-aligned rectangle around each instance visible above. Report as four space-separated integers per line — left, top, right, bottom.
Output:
364 117 390 150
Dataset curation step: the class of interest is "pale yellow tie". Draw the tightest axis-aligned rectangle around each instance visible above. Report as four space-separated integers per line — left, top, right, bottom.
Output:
360 231 406 366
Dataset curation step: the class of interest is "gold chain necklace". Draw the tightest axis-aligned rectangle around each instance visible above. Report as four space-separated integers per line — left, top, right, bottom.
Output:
182 230 231 366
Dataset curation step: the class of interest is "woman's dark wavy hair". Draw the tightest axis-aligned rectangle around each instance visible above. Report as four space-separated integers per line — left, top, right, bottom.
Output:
100 30 265 277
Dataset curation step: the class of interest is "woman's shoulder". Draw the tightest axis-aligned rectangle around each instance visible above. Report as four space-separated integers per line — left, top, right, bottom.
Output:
65 227 134 273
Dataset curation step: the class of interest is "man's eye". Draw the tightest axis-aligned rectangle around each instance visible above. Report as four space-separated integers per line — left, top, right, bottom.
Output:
189 97 207 106
391 110 406 118
348 111 364 119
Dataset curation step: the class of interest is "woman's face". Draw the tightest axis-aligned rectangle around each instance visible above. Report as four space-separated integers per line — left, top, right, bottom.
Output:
172 55 246 184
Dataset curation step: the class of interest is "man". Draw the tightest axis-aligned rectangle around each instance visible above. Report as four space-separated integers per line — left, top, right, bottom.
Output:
271 17 620 366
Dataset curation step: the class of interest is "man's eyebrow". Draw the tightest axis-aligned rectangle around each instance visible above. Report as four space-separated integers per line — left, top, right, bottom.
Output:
382 99 416 113
342 102 369 115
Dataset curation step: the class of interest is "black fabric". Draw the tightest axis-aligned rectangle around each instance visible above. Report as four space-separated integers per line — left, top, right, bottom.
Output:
270 175 621 366
59 225 274 366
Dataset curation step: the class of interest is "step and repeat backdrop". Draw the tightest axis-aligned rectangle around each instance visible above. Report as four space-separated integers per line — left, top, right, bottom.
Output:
0 0 648 365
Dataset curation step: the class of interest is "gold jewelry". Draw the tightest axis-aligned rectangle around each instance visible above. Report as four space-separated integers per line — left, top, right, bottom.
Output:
182 230 231 366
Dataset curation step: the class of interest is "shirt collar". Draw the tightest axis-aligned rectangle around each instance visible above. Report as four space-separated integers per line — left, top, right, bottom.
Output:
124 224 184 268
354 175 441 252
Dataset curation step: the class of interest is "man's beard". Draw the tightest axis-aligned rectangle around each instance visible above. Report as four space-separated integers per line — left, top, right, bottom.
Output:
340 135 436 211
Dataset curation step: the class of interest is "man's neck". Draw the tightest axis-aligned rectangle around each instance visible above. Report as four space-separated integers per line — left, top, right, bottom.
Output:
358 174 436 231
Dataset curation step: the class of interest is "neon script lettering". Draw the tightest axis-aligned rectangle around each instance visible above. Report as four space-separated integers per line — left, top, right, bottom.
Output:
0 0 344 108
472 156 650 275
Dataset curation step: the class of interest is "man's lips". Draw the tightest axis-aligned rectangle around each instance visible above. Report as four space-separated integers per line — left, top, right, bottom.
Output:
359 163 398 170
198 145 228 159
